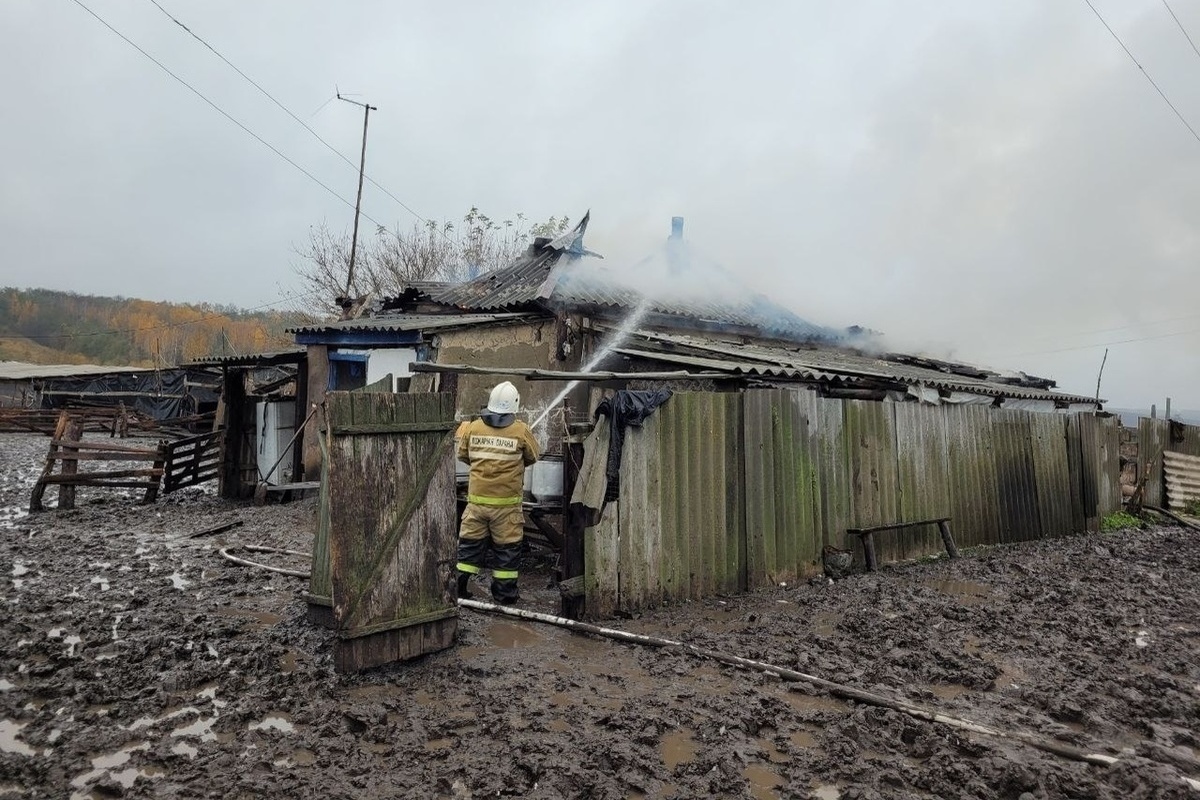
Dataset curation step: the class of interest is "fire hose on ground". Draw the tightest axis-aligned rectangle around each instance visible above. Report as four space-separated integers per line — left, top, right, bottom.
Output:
457 598 1200 790
217 544 311 578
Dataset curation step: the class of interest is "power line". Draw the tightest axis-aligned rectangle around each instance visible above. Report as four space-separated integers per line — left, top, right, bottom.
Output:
1017 310 1200 344
1162 0 1200 61
66 0 385 231
1083 0 1200 145
145 0 439 232
996 325 1199 359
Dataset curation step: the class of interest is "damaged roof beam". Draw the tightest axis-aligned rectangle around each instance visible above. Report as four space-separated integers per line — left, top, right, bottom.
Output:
408 362 741 382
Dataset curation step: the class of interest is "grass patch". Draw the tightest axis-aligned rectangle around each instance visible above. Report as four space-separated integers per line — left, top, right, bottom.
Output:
1101 510 1145 532
1183 498 1200 518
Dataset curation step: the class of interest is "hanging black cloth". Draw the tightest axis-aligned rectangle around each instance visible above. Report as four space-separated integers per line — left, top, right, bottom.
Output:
594 389 672 500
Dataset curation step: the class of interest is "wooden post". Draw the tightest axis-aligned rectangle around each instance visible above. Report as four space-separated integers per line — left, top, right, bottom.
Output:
937 520 960 559
57 418 84 510
142 441 167 504
29 412 70 512
561 422 588 620
220 368 246 499
861 532 878 572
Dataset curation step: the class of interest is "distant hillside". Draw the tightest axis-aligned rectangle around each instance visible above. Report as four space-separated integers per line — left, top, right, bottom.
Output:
0 288 307 367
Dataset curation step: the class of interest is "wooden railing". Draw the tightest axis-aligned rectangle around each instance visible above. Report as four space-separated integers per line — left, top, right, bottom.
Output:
29 413 166 511
163 431 221 494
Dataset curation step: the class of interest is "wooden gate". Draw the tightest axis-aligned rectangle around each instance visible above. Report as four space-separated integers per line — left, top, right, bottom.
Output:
312 391 459 673
163 431 221 493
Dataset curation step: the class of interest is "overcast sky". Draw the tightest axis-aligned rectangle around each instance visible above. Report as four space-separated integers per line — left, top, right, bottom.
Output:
2 1 1198 408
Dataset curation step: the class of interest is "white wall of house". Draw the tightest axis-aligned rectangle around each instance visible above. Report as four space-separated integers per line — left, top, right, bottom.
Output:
341 347 418 392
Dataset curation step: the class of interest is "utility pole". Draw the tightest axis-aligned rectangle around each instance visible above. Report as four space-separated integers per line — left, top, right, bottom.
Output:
337 91 376 315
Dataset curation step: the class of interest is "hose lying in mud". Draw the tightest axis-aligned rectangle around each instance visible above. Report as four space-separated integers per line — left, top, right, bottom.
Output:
217 545 311 578
457 598 1200 788
1144 505 1200 532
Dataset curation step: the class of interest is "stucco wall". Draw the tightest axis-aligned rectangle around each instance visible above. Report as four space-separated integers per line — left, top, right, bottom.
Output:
433 319 585 451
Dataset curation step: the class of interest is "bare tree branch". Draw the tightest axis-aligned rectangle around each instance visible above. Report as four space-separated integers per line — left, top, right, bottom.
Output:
289 210 570 317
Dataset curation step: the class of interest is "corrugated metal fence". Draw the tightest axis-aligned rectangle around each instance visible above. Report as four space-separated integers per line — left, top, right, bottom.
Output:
585 389 1120 617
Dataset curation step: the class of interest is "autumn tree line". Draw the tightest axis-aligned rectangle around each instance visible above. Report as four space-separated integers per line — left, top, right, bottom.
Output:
0 288 300 367
1 208 568 366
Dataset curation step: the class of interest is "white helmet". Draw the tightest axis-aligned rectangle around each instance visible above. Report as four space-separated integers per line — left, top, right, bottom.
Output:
487 381 521 414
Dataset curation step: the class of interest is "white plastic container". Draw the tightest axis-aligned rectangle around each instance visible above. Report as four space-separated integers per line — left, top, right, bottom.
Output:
529 457 564 503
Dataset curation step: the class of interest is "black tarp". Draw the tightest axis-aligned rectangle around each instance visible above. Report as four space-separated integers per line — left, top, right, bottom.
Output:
595 389 672 501
40 368 220 421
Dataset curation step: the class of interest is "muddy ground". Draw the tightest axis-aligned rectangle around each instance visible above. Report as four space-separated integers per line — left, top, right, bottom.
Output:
2 431 1200 799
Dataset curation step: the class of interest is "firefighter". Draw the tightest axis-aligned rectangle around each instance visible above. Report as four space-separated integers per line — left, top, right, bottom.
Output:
455 381 539 604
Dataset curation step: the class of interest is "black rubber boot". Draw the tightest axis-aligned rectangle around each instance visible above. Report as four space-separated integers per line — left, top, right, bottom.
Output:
456 572 473 599
490 542 522 605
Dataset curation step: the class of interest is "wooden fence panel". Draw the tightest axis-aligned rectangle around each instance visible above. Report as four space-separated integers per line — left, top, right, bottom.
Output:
1097 416 1122 517
307 420 334 628
1138 418 1167 509
164 431 221 493
324 391 458 672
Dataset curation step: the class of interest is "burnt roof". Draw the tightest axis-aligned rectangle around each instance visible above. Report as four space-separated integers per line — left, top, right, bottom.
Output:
426 242 562 312
423 214 842 344
612 329 1100 405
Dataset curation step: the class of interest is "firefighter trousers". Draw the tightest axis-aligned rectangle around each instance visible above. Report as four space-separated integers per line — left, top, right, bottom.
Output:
456 503 523 603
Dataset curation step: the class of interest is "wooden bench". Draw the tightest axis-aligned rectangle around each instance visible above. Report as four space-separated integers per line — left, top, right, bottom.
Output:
846 517 959 572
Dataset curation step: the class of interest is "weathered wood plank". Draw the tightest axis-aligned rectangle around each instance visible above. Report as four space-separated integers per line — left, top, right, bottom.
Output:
41 469 164 483
326 389 458 670
333 617 458 674
47 439 163 454
57 418 83 510
309 408 334 613
30 413 70 512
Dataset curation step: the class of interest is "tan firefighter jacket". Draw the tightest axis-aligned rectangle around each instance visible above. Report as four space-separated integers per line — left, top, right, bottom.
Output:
457 417 540 506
